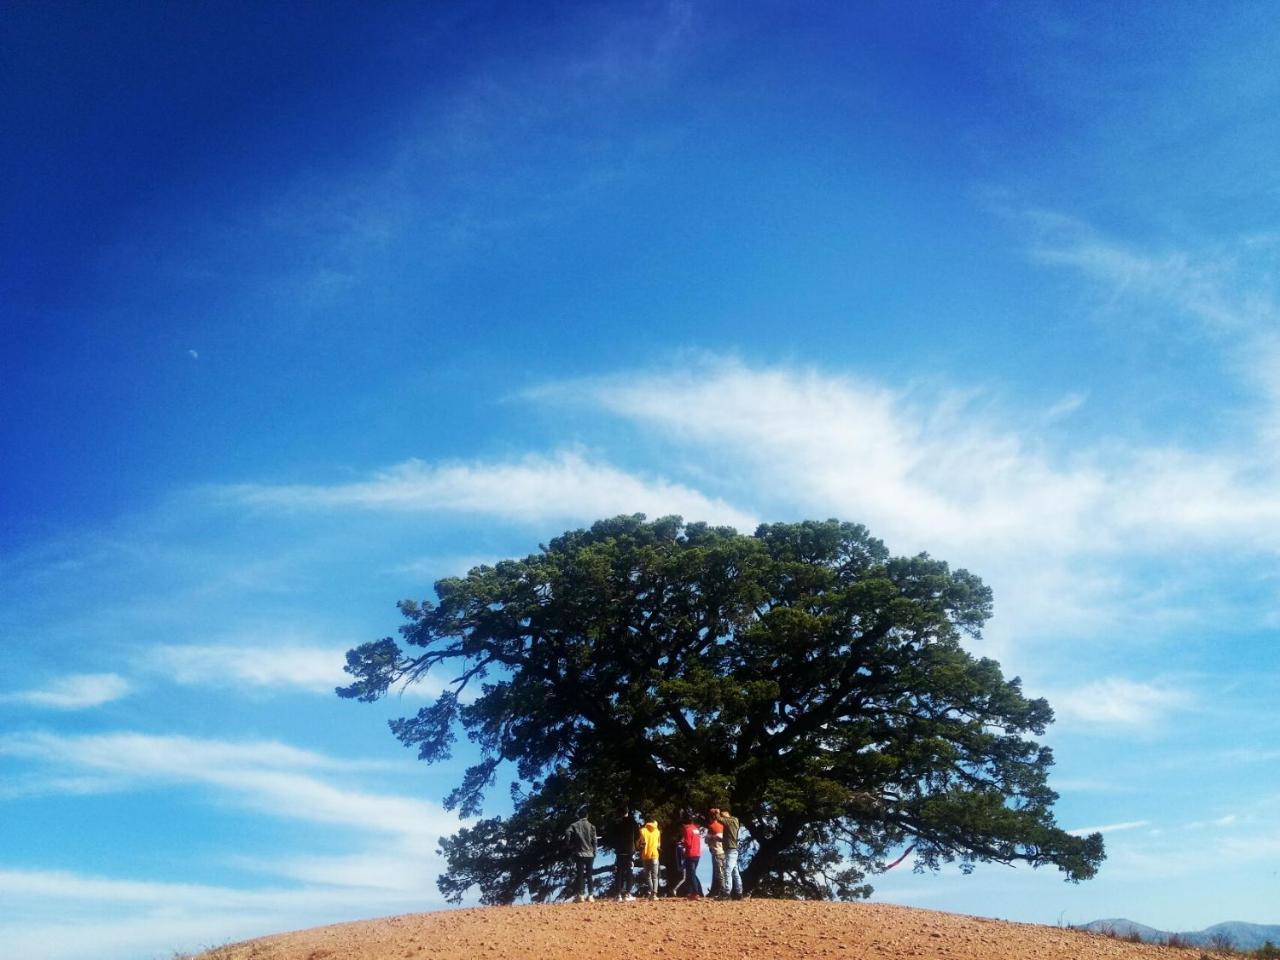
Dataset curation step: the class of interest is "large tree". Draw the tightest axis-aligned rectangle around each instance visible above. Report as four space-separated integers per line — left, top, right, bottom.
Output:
339 515 1103 902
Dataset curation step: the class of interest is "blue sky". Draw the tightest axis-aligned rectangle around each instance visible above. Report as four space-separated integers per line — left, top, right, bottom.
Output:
4 1 1280 957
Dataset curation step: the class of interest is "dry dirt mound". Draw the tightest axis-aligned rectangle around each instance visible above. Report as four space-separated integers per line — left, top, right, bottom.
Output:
193 900 1191 960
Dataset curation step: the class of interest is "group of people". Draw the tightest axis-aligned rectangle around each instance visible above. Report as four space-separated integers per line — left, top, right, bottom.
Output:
562 805 744 903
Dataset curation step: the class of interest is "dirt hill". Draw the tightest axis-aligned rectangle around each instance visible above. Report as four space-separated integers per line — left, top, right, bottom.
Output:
189 899 1194 960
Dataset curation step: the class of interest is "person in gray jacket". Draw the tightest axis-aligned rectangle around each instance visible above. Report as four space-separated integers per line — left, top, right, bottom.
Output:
563 805 597 902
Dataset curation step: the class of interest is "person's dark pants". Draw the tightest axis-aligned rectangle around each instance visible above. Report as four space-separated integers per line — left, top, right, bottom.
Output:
614 855 631 897
682 855 703 896
575 855 594 899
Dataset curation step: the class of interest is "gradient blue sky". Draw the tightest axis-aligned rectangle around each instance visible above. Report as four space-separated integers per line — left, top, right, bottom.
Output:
4 2 1280 958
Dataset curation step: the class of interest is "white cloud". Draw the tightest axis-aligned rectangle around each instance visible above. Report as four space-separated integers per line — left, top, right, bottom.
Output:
0 868 269 908
142 641 462 701
1183 814 1240 830
0 732 462 959
570 363 1095 555
570 360 1280 557
148 642 349 693
1048 678 1192 733
1044 390 1088 421
1067 820 1150 837
0 867 436 960
226 450 758 531
0 673 130 710
1 730 373 777
525 356 1280 670
1028 212 1280 453
212 354 1280 668
231 849 439 892
0 732 448 839
1026 211 1276 335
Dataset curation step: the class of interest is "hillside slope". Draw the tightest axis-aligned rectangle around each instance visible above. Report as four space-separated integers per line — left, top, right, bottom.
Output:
189 900 1198 960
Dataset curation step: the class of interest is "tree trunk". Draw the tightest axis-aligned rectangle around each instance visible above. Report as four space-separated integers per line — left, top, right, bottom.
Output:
739 819 800 894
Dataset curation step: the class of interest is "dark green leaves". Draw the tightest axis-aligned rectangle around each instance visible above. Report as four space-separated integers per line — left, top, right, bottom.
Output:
342 515 1104 900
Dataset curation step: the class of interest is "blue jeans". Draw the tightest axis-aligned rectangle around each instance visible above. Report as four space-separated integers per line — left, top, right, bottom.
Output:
683 854 703 896
724 848 742 897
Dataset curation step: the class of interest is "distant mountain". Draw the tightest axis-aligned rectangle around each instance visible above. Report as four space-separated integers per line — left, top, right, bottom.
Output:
1083 918 1280 951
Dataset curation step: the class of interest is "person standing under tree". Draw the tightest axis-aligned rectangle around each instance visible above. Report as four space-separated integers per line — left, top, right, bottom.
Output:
680 809 704 899
636 814 661 899
564 806 597 902
706 809 726 898
716 805 743 900
608 806 638 901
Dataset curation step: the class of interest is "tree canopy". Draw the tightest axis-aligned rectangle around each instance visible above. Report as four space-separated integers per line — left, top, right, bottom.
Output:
339 515 1103 902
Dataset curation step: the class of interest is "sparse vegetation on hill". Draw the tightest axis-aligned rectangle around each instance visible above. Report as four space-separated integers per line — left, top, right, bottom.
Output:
1083 920 1280 954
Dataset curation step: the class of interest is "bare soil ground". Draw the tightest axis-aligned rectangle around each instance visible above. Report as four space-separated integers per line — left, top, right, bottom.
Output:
191 900 1192 960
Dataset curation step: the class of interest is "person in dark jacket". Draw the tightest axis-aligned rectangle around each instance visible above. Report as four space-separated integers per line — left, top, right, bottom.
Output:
607 806 638 901
715 805 743 899
564 805 597 902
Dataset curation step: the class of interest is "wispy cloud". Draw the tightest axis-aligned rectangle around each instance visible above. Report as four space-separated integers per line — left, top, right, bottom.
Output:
215 349 1280 670
220 0 700 311
0 867 434 960
0 673 130 710
144 640 456 699
570 360 1280 555
560 363 1108 557
1026 211 1280 449
1044 390 1088 422
0 731 462 958
147 642 348 693
1049 678 1192 733
0 731 380 779
0 732 450 839
226 450 759 531
527 358 1280 670
1026 211 1279 336
1067 819 1150 837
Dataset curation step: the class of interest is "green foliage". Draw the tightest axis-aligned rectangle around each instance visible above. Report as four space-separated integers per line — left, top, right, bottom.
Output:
340 515 1104 902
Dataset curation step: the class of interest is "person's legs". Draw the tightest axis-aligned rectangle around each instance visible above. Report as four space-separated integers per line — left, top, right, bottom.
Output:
725 848 742 898
683 856 702 897
711 851 725 896
575 856 595 900
615 855 630 899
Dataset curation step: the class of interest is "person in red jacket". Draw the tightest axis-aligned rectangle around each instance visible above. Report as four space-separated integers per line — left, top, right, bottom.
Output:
680 809 704 899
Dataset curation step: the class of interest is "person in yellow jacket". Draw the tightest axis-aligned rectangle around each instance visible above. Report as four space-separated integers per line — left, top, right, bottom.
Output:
635 816 662 900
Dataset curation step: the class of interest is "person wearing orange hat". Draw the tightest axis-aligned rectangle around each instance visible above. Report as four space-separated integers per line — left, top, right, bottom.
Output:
706 809 726 898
